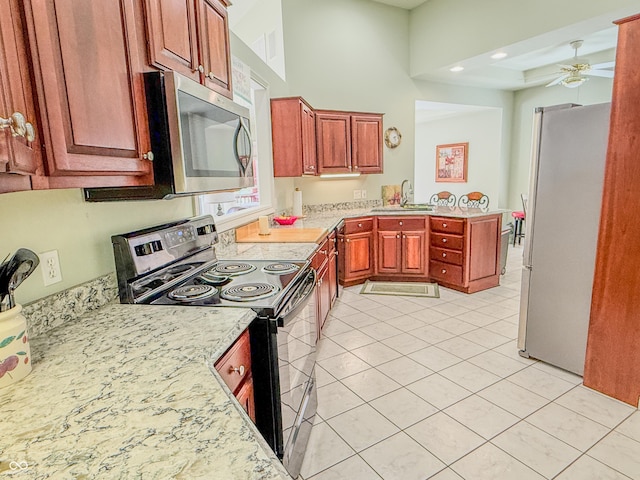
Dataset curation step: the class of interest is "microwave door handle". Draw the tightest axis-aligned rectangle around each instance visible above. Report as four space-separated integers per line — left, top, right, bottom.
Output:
233 119 252 177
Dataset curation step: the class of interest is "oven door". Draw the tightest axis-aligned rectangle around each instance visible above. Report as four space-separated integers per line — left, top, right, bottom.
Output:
276 269 318 478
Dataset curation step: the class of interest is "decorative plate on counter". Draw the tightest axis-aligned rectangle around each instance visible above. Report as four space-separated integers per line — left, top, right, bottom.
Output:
273 216 298 225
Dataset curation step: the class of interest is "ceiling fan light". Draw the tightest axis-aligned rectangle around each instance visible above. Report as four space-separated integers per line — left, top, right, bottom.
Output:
561 75 587 88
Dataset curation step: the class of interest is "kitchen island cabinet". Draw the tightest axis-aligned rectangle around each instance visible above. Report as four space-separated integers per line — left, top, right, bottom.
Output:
0 304 290 479
0 0 41 193
23 0 154 189
376 216 428 278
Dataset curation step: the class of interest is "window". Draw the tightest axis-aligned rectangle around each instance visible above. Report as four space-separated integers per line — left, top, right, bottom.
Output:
196 76 274 231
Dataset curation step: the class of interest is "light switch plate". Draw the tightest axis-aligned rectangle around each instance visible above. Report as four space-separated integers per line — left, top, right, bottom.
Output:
353 190 362 199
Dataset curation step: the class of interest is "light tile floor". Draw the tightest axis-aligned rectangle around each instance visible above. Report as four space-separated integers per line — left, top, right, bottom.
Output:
299 244 640 480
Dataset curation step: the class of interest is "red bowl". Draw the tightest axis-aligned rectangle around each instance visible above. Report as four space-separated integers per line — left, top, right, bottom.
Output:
273 216 298 225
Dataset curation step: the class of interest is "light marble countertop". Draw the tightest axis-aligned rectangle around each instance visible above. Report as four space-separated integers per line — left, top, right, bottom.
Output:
0 304 291 480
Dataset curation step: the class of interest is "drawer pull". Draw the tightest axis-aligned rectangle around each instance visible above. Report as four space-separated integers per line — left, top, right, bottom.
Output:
358 223 362 228
442 252 447 258
442 238 447 243
442 223 448 228
442 269 447 274
229 365 246 376
320 250 328 254
396 235 400 238
399 221 403 226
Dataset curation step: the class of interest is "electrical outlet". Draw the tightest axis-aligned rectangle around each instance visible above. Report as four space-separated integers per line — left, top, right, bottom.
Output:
40 250 62 286
353 190 362 199
361 189 367 199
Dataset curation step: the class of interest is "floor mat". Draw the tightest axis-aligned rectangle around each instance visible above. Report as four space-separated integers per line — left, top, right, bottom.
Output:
359 280 440 298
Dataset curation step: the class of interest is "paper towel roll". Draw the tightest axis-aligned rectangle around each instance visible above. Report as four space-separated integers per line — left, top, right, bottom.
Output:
258 216 270 235
293 188 303 217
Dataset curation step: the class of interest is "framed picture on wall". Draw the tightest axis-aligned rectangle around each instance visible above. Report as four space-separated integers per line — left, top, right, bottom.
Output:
436 142 468 182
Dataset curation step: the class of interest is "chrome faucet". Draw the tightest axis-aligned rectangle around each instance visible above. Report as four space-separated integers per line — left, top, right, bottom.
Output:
400 179 414 207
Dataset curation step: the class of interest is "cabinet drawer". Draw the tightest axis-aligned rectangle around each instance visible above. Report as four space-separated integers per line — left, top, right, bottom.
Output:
431 233 464 250
430 217 464 235
430 247 463 265
344 217 373 234
215 329 251 394
430 260 463 285
377 217 425 231
312 237 330 270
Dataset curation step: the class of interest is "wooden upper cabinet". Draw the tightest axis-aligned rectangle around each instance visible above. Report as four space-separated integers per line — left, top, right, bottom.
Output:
143 0 232 98
271 97 316 177
197 0 232 98
351 113 383 174
24 0 153 188
316 110 383 175
143 0 200 82
0 0 42 192
316 111 351 174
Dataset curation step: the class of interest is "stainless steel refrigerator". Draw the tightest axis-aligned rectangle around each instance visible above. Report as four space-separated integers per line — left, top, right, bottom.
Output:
517 102 611 376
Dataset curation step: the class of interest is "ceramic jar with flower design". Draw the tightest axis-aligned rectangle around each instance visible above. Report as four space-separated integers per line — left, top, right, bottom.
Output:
0 304 32 388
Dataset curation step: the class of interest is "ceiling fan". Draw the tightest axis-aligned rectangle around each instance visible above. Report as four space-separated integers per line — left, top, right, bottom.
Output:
546 40 615 88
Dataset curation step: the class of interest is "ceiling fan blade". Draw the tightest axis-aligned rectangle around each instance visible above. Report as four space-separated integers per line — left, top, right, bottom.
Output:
590 61 615 70
584 69 614 78
546 74 570 87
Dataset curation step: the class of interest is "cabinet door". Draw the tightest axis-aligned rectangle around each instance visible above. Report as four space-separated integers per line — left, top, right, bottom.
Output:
467 216 499 281
402 230 426 275
328 237 338 306
316 262 331 332
377 230 401 274
25 0 153 188
316 111 351 174
344 231 373 279
0 0 41 189
301 102 317 175
196 0 232 98
351 114 382 174
144 0 200 82
235 376 256 422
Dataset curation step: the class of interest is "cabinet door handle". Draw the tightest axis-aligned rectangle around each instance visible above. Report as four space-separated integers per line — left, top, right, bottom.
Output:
24 122 35 142
441 269 447 274
229 365 245 376
399 221 403 226
402 235 406 238
143 151 154 161
442 252 447 258
208 72 215 79
346 238 350 243
0 111 26 138
320 250 328 254
442 223 448 228
197 65 204 73
396 234 400 238
442 238 447 243
358 223 362 228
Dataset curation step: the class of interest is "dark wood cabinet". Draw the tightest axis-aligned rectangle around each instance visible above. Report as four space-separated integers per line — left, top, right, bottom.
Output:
24 0 153 189
214 329 255 422
144 0 232 99
316 110 383 175
584 13 640 406
312 231 338 337
271 97 316 177
429 215 501 293
0 0 42 193
338 217 374 286
376 217 427 277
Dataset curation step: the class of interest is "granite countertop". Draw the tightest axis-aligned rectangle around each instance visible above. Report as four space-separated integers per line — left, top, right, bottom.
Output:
217 206 505 261
0 304 291 480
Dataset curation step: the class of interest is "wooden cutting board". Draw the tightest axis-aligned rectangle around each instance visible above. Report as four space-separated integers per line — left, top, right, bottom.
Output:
235 221 327 243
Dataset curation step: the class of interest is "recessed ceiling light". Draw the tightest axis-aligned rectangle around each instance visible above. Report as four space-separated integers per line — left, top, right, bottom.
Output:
491 52 508 60
450 66 464 72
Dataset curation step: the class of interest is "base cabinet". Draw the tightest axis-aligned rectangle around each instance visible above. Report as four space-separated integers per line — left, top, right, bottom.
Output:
376 217 427 278
214 329 255 422
312 231 338 338
338 218 374 287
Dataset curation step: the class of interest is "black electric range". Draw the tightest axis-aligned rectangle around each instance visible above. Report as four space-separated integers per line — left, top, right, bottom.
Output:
111 215 317 479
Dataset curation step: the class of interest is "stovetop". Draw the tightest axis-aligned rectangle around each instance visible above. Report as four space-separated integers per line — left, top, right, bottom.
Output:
112 215 311 317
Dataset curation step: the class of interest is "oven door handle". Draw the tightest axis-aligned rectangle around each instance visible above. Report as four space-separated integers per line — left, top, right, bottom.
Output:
277 269 317 328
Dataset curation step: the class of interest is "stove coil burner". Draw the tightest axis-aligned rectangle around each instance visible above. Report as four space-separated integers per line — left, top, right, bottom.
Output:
197 272 231 286
166 263 199 276
212 262 256 276
221 283 280 302
168 284 218 302
262 263 300 275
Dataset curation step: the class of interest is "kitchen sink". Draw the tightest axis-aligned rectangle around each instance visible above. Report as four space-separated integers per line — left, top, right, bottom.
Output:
371 204 435 212
401 203 434 211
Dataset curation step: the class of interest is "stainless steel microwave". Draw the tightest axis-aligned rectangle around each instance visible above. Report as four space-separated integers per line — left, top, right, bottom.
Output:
85 71 253 201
